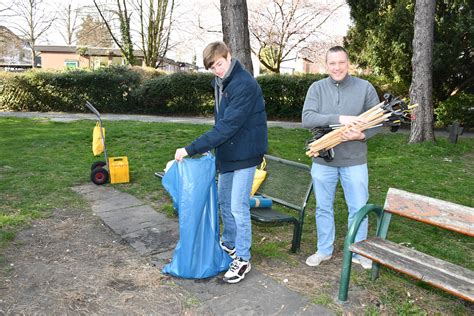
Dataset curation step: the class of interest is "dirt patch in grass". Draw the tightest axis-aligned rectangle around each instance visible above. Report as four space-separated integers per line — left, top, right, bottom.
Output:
0 207 197 315
253 249 378 314
253 240 473 315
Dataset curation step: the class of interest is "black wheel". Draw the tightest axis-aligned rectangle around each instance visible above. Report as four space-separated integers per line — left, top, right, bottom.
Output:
91 167 109 185
91 161 106 171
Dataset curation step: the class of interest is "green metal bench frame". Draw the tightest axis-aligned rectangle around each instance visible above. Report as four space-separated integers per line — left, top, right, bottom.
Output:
250 154 313 253
338 204 387 301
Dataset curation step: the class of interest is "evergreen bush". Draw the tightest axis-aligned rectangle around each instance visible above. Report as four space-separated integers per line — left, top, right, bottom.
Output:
0 67 143 113
435 92 474 128
135 72 214 115
0 69 412 120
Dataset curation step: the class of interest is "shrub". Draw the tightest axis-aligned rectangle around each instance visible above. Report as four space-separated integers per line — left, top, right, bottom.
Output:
0 66 142 113
360 74 409 100
258 73 325 120
0 68 412 119
135 72 214 115
435 92 474 128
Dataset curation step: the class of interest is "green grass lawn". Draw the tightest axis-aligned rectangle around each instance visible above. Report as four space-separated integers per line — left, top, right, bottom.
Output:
1 117 473 314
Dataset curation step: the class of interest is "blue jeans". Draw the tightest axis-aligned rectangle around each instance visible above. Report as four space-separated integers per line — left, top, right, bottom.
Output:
311 163 369 256
218 166 256 261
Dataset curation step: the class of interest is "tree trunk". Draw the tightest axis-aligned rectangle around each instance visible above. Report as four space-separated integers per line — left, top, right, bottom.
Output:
220 0 253 74
409 0 436 143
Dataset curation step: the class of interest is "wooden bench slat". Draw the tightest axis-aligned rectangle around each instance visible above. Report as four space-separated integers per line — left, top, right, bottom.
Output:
384 188 474 237
350 237 474 302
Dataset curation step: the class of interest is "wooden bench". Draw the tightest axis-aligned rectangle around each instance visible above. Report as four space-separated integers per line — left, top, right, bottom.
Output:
338 187 474 302
250 154 313 253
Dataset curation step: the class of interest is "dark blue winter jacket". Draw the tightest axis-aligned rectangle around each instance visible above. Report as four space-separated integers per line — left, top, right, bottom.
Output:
185 60 268 173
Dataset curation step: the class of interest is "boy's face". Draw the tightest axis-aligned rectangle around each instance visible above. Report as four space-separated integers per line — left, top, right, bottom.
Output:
326 51 349 82
210 54 232 78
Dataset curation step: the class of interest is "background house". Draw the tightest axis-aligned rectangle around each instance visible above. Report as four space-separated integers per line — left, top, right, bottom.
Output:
35 46 143 70
35 45 195 72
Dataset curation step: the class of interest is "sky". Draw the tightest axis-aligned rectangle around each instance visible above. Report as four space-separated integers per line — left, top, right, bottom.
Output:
1 0 351 67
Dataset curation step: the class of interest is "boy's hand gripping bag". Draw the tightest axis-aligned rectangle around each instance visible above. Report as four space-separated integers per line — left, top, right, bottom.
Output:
161 154 232 279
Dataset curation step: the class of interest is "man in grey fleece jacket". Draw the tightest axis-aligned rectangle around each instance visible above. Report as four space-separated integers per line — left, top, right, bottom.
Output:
302 46 380 270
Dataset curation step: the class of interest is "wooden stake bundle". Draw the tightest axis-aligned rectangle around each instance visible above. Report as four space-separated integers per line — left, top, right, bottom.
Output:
306 101 416 157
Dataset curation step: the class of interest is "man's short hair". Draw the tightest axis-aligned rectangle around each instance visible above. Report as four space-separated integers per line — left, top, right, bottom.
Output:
203 41 231 70
326 46 349 62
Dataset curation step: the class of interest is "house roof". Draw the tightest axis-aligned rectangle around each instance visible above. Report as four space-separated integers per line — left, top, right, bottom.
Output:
0 26 22 41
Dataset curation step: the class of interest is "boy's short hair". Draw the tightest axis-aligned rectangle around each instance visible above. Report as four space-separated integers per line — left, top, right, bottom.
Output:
326 46 349 62
203 41 231 70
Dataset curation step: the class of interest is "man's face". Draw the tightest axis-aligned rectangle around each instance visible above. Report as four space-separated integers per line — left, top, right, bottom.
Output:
210 54 232 78
326 51 349 82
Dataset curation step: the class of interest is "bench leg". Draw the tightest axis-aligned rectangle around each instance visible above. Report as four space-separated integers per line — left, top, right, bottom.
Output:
290 221 300 253
338 204 383 302
371 211 392 280
338 246 353 302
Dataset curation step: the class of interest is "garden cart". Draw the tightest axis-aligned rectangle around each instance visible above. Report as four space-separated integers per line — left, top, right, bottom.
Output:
85 101 129 185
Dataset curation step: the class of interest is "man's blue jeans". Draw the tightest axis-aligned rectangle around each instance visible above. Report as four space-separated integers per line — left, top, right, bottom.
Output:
218 166 256 261
311 163 369 256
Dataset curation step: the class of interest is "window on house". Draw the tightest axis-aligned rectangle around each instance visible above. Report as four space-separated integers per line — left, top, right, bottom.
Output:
65 60 79 69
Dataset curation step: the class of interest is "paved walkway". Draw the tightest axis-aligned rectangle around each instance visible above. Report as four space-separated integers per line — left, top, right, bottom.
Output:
2 111 472 138
72 183 333 315
0 111 302 129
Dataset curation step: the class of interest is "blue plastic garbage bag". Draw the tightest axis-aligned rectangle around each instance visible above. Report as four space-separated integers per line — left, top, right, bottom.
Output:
161 154 232 278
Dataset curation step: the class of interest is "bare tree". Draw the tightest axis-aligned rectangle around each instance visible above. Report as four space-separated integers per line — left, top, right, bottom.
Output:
220 0 253 74
10 0 56 67
58 2 80 45
0 1 14 18
76 15 113 47
93 0 135 65
249 0 343 73
409 0 436 143
135 0 175 67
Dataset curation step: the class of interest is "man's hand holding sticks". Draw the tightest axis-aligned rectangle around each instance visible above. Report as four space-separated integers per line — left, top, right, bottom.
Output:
305 96 417 157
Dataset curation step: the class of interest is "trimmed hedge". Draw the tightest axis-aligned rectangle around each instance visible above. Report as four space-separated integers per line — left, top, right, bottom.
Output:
257 73 325 120
0 67 425 120
0 67 143 113
135 72 215 115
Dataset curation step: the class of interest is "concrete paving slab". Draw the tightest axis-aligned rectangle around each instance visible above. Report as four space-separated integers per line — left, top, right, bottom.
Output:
72 184 144 214
122 225 178 256
171 270 333 315
99 205 163 236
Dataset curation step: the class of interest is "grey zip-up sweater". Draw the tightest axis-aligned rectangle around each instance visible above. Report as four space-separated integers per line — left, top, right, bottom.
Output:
302 75 380 167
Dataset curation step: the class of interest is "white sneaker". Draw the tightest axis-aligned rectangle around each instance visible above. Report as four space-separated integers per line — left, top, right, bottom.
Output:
223 258 251 284
352 256 372 269
305 252 332 267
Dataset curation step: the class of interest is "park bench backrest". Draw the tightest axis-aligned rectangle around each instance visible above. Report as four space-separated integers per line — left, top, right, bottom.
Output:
384 188 474 237
256 155 313 213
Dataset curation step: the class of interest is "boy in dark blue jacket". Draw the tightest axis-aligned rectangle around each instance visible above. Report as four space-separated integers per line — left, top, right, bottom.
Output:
174 41 268 283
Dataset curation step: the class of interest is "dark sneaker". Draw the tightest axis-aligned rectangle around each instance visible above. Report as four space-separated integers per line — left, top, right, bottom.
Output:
223 258 251 284
220 240 237 259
